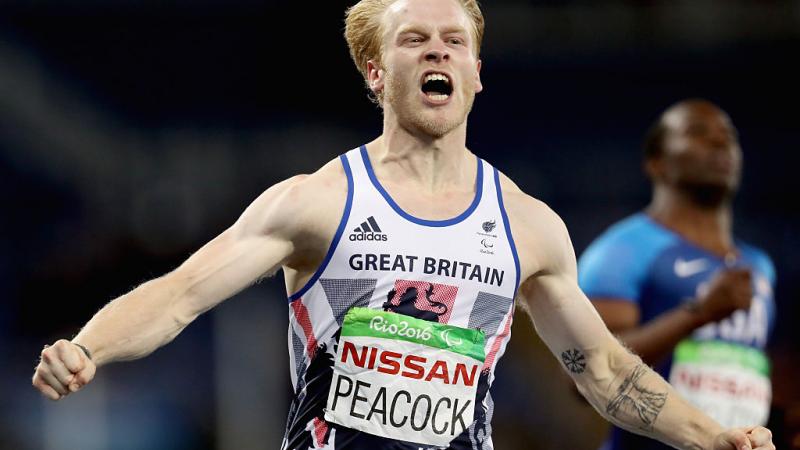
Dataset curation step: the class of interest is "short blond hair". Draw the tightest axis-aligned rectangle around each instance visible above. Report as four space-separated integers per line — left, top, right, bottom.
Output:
344 0 484 100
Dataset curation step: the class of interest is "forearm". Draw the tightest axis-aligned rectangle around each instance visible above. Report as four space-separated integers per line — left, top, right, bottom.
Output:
71 224 288 366
72 275 197 367
576 346 723 450
616 305 705 366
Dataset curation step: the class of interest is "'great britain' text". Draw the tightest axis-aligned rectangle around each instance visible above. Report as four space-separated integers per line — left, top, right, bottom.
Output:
348 253 505 287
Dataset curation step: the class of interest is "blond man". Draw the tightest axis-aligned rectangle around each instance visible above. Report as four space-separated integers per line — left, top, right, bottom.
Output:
33 1 775 449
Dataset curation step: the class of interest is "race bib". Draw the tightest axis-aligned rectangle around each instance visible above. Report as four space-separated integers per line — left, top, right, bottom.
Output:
325 308 486 447
668 339 771 427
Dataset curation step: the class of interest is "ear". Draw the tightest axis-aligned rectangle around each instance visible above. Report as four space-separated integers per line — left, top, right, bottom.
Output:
367 59 385 96
474 59 483 94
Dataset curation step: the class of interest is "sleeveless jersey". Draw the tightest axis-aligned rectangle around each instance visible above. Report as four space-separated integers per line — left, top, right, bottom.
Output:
282 146 520 450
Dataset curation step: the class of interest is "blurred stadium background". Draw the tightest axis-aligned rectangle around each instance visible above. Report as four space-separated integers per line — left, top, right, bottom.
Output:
1 0 798 449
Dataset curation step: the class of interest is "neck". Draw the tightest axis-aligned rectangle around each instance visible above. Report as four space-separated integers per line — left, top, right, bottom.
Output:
646 185 735 255
367 108 473 193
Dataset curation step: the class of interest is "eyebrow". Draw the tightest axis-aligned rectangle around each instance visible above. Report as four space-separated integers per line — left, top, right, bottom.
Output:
396 25 428 36
395 24 469 37
440 26 469 35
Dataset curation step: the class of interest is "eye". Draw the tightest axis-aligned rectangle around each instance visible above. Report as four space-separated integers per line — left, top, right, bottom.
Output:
448 38 464 45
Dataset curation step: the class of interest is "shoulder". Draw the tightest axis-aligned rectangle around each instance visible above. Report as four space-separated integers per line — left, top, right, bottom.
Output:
581 214 675 263
578 214 676 287
496 172 564 233
234 155 350 242
281 156 350 210
576 214 676 300
495 171 573 278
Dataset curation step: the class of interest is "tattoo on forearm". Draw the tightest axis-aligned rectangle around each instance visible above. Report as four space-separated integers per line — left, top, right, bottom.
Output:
605 364 668 430
561 349 586 374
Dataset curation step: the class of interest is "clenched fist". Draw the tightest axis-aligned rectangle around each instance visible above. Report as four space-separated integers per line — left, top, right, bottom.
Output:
713 426 775 450
32 339 96 400
696 269 753 324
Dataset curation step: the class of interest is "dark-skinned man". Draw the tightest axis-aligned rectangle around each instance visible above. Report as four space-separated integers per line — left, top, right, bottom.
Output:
579 99 776 450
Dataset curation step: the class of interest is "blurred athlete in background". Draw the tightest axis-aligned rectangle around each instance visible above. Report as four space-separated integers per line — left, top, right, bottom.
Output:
580 99 776 450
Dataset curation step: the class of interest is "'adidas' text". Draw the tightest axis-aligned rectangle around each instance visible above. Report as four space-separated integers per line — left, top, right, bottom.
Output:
349 232 388 242
349 216 388 242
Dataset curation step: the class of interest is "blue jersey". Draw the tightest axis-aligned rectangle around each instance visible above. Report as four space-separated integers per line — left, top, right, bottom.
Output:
578 213 776 450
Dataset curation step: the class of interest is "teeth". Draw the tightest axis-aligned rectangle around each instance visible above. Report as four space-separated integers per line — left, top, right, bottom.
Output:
424 73 450 84
427 93 449 101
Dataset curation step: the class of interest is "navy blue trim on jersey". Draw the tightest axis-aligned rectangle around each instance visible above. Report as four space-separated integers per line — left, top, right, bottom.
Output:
287 154 354 302
494 167 521 299
360 145 483 227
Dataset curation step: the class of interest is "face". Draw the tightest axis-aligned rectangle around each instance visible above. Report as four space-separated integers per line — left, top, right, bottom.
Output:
652 101 743 194
367 0 483 138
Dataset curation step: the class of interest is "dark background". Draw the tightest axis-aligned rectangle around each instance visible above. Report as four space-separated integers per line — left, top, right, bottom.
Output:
1 1 798 449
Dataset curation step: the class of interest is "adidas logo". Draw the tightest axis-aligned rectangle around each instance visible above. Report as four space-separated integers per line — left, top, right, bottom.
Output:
349 216 388 242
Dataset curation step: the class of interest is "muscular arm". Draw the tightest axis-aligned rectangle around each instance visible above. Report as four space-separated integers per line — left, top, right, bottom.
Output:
34 161 347 400
523 275 721 449
73 176 303 366
509 197 725 449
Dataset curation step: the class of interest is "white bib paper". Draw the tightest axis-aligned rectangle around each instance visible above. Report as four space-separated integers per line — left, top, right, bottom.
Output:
668 339 771 427
325 308 486 446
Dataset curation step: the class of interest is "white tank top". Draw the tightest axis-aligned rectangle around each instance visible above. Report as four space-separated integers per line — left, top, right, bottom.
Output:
282 146 520 450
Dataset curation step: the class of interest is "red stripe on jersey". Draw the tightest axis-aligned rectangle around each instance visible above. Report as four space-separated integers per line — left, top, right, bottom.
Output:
482 305 514 372
312 417 329 446
291 298 319 359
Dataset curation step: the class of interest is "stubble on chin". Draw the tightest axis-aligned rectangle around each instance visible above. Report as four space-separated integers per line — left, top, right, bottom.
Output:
384 72 475 138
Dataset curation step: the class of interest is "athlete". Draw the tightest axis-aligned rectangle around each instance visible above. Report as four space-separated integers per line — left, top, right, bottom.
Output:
32 2 774 449
579 99 776 450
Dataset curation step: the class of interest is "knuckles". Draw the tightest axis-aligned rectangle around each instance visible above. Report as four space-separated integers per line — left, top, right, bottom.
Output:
34 340 91 400
39 339 78 366
54 339 72 351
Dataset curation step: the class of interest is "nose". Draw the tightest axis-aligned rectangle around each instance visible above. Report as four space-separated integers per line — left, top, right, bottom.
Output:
424 41 450 63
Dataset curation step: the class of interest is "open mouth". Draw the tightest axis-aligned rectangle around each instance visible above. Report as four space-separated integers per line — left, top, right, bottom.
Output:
420 73 453 102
